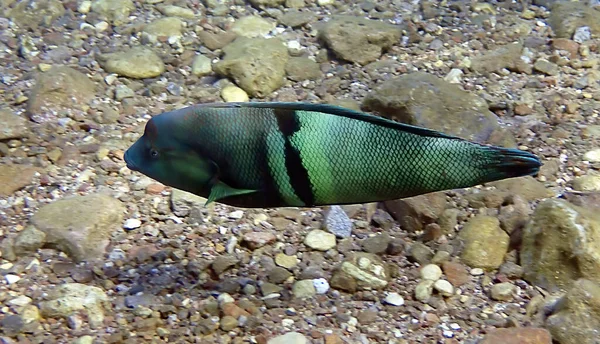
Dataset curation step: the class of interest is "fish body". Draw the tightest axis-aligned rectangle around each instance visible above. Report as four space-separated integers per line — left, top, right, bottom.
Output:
124 102 541 208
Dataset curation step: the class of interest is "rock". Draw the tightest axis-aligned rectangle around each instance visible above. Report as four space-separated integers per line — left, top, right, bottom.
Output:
464 190 508 209
157 5 196 19
304 230 336 251
499 261 525 279
98 46 165 79
0 164 38 197
0 315 23 337
198 31 237 51
322 205 352 238
242 232 276 250
39 283 110 329
29 193 125 262
313 278 330 294
470 42 531 74
213 37 289 97
384 192 447 232
363 72 514 145
191 54 213 76
211 255 239 275
573 26 592 44
292 279 317 298
20 305 41 324
480 328 552 344
330 252 390 291
459 215 509 270
319 15 401 65
408 242 434 265
548 2 600 39
268 267 292 283
73 336 94 344
231 16 275 38
546 279 600 344
170 189 208 217
27 66 96 123
415 280 435 302
572 173 600 192
267 332 309 344
533 58 559 76
220 316 238 331
490 176 553 201
0 109 28 140
221 85 250 102
143 17 183 38
490 282 515 301
420 264 443 281
13 226 46 256
521 199 600 292
279 10 316 28
114 85 134 101
583 149 600 163
91 0 135 25
384 292 405 306
433 279 454 297
123 218 141 230
362 233 391 255
275 253 298 270
285 57 321 81
5 274 20 284
7 0 65 30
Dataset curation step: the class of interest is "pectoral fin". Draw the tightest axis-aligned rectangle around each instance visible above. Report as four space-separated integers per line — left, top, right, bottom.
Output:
205 182 258 206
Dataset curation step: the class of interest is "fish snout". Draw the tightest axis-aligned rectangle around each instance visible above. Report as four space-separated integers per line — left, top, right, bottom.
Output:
123 149 139 171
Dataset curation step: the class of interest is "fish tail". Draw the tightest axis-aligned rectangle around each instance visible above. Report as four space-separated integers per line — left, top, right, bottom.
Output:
480 146 542 181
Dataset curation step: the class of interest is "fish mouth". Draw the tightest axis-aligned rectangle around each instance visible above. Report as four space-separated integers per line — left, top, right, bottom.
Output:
123 150 139 171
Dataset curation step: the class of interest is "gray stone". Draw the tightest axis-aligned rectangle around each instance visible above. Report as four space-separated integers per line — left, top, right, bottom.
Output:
30 193 125 262
533 58 559 76
362 233 391 255
285 56 321 81
7 0 65 30
91 0 135 26
319 15 401 65
292 279 317 298
39 283 110 329
363 72 514 146
157 5 196 19
0 164 38 197
459 215 509 270
521 199 600 292
470 42 531 74
267 332 309 344
322 205 352 238
13 226 46 256
213 37 289 98
490 282 515 301
231 16 275 38
548 2 600 39
0 109 28 140
143 17 183 38
97 47 165 79
384 192 447 232
191 54 213 77
171 189 208 216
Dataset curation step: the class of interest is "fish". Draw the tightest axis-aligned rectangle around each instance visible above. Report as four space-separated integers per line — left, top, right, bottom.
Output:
123 102 541 208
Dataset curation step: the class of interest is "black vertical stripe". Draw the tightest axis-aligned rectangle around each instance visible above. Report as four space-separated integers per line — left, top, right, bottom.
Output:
273 108 315 206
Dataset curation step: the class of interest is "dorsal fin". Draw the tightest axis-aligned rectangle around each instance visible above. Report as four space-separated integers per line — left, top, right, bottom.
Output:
192 102 462 141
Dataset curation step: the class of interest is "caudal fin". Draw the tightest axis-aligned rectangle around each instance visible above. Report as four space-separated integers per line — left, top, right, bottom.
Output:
481 146 542 181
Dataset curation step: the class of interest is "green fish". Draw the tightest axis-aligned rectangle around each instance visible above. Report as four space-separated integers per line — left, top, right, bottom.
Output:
124 102 541 208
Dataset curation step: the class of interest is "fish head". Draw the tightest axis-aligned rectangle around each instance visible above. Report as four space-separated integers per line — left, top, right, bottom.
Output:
124 116 214 195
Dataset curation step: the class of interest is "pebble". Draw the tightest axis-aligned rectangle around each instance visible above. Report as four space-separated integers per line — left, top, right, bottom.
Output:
573 26 591 43
313 278 330 294
292 279 317 298
490 282 515 301
275 253 299 269
8 295 32 307
243 232 276 249
323 205 352 238
583 149 600 163
420 264 443 281
267 331 309 344
220 315 238 331
470 268 485 276
192 54 213 76
444 68 463 83
221 85 249 102
228 210 244 219
383 292 405 306
304 230 336 251
123 218 142 230
433 279 454 297
5 274 21 284
415 280 435 302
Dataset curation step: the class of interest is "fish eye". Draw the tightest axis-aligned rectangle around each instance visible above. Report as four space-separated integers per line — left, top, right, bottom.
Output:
149 149 159 159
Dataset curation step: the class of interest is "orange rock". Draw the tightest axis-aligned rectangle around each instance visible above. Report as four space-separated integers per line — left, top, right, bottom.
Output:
480 328 552 344
221 302 250 318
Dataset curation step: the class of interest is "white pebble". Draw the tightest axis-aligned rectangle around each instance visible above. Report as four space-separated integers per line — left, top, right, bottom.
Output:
218 293 235 305
470 268 484 276
434 279 454 296
584 149 600 163
384 292 405 306
449 323 461 330
443 330 454 338
317 0 334 5
123 218 142 230
420 264 443 281
444 68 463 84
228 210 244 219
94 21 110 32
78 0 92 13
281 318 294 327
221 85 249 102
313 278 330 294
5 274 20 284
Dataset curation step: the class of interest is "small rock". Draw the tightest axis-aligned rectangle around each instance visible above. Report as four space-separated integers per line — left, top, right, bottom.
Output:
123 218 142 230
268 267 293 284
292 279 317 298
415 280 435 302
221 85 249 102
98 46 165 79
433 279 454 296
220 315 238 331
0 315 24 337
8 295 32 308
91 0 135 25
383 292 405 306
243 232 276 249
533 58 559 76
459 216 509 270
583 149 600 163
39 283 109 329
73 336 94 344
157 5 196 19
13 226 46 256
192 54 213 76
285 56 321 81
143 17 183 38
267 332 309 344
490 282 515 301
331 252 390 291
5 274 21 284
0 109 28 140
304 230 336 251
573 26 592 44
420 264 443 281
232 16 275 38
572 173 600 192
0 164 38 197
171 189 207 216
313 278 330 294
211 255 239 275
362 233 391 255
408 242 434 265
442 261 470 287
275 253 298 269
323 205 352 238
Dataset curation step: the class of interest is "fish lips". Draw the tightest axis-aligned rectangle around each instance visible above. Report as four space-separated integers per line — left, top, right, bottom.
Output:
123 149 139 171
